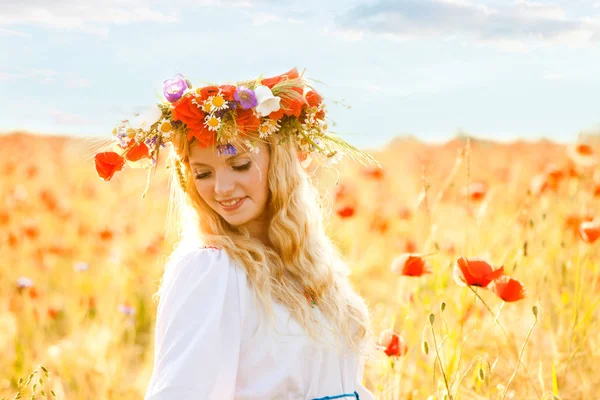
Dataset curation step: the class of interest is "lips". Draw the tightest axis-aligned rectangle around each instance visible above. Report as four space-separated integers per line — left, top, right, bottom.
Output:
218 196 248 211
218 197 245 207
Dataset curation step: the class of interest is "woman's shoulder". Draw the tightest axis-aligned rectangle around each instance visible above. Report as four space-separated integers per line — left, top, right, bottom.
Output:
161 242 250 301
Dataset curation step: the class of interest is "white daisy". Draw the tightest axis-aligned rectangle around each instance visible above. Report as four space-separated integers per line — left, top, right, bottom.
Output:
243 139 260 154
204 114 221 132
257 118 280 139
208 92 229 111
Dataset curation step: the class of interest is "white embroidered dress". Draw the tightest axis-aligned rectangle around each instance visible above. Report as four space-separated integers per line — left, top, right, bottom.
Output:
144 245 374 400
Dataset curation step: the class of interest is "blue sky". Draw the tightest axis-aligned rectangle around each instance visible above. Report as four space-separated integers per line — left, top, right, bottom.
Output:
1 0 600 149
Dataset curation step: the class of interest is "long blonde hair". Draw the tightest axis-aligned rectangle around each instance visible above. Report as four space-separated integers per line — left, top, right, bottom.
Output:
159 132 372 355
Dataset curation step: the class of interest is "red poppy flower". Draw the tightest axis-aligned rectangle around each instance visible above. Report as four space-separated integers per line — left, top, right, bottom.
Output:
280 86 305 118
369 214 389 234
491 275 527 302
236 108 260 133
99 228 115 241
576 143 593 156
269 108 285 120
172 96 214 146
404 239 417 253
377 329 408 357
580 221 600 243
94 152 126 181
261 68 300 89
219 84 236 101
0 210 9 226
565 212 593 236
362 166 384 180
305 90 323 107
397 207 412 220
196 85 220 101
453 256 504 288
463 182 487 201
390 254 432 277
336 205 355 219
124 141 149 162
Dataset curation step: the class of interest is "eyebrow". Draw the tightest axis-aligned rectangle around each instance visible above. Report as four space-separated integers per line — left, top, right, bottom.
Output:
189 155 241 168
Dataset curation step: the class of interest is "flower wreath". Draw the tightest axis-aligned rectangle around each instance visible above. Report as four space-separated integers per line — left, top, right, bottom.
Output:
93 67 379 196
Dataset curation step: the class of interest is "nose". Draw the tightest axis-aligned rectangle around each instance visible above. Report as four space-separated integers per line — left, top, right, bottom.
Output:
213 170 236 198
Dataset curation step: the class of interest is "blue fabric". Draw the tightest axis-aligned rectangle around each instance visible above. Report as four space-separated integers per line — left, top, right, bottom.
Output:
312 391 360 400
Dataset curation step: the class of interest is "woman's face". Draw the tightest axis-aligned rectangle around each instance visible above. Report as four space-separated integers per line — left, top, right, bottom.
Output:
188 141 271 234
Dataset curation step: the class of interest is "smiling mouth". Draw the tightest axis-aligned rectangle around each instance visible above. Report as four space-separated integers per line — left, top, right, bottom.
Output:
218 197 246 207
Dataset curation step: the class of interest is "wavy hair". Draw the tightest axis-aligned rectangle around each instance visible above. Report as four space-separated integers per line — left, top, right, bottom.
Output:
158 132 372 355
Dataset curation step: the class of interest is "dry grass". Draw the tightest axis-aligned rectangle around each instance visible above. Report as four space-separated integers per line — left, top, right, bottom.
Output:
1 131 599 400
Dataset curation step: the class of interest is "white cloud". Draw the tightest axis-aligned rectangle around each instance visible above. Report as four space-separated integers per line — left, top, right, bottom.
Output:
544 72 565 80
45 108 94 125
0 71 26 81
0 27 31 37
0 0 178 34
250 12 281 25
64 75 92 89
335 0 600 49
0 68 92 88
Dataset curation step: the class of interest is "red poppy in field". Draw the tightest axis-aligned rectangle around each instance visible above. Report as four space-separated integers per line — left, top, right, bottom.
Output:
7 232 18 248
397 206 412 220
99 228 115 241
0 210 9 226
568 142 597 167
544 163 564 182
377 329 408 357
454 256 504 288
336 205 355 219
579 221 600 243
463 182 487 201
39 189 59 211
390 253 432 277
26 165 38 179
529 174 557 196
491 275 527 302
565 212 594 236
369 214 389 234
404 239 417 253
576 143 594 156
334 183 350 203
22 221 39 239
361 165 384 180
47 306 61 320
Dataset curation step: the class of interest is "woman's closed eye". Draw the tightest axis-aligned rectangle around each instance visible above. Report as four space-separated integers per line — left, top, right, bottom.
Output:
194 162 252 180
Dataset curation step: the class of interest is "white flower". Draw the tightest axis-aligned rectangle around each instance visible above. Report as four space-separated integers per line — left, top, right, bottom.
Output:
130 104 162 132
17 276 33 288
73 262 89 272
257 118 280 139
243 139 260 154
254 85 281 117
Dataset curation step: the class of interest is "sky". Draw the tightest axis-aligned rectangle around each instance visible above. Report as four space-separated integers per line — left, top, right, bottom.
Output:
1 0 600 150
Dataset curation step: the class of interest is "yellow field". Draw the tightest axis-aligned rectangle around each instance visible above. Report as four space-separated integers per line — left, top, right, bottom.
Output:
1 132 599 399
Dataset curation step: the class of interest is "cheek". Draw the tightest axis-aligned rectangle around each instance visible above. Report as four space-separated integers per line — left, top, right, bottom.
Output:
194 181 213 203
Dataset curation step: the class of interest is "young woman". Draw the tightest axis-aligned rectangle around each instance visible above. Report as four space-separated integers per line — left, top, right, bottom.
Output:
93 68 379 399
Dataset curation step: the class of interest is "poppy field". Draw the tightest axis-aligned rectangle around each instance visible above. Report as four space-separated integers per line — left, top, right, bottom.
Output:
1 132 599 399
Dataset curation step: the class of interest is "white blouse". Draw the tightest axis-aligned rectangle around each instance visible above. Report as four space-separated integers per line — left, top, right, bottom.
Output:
144 244 375 400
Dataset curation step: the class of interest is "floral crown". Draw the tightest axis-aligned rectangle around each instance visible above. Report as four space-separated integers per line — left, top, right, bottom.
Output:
93 68 378 195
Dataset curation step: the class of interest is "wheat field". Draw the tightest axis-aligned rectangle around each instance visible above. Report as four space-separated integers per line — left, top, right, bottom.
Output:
1 132 599 399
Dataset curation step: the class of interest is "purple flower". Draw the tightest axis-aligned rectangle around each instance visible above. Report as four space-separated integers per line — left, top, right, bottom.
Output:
163 74 188 103
218 144 237 156
234 87 258 110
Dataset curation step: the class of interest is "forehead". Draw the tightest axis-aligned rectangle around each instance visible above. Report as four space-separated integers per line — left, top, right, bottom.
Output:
187 140 267 166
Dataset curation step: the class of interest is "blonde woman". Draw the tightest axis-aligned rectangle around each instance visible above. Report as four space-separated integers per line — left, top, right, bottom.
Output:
93 68 379 399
